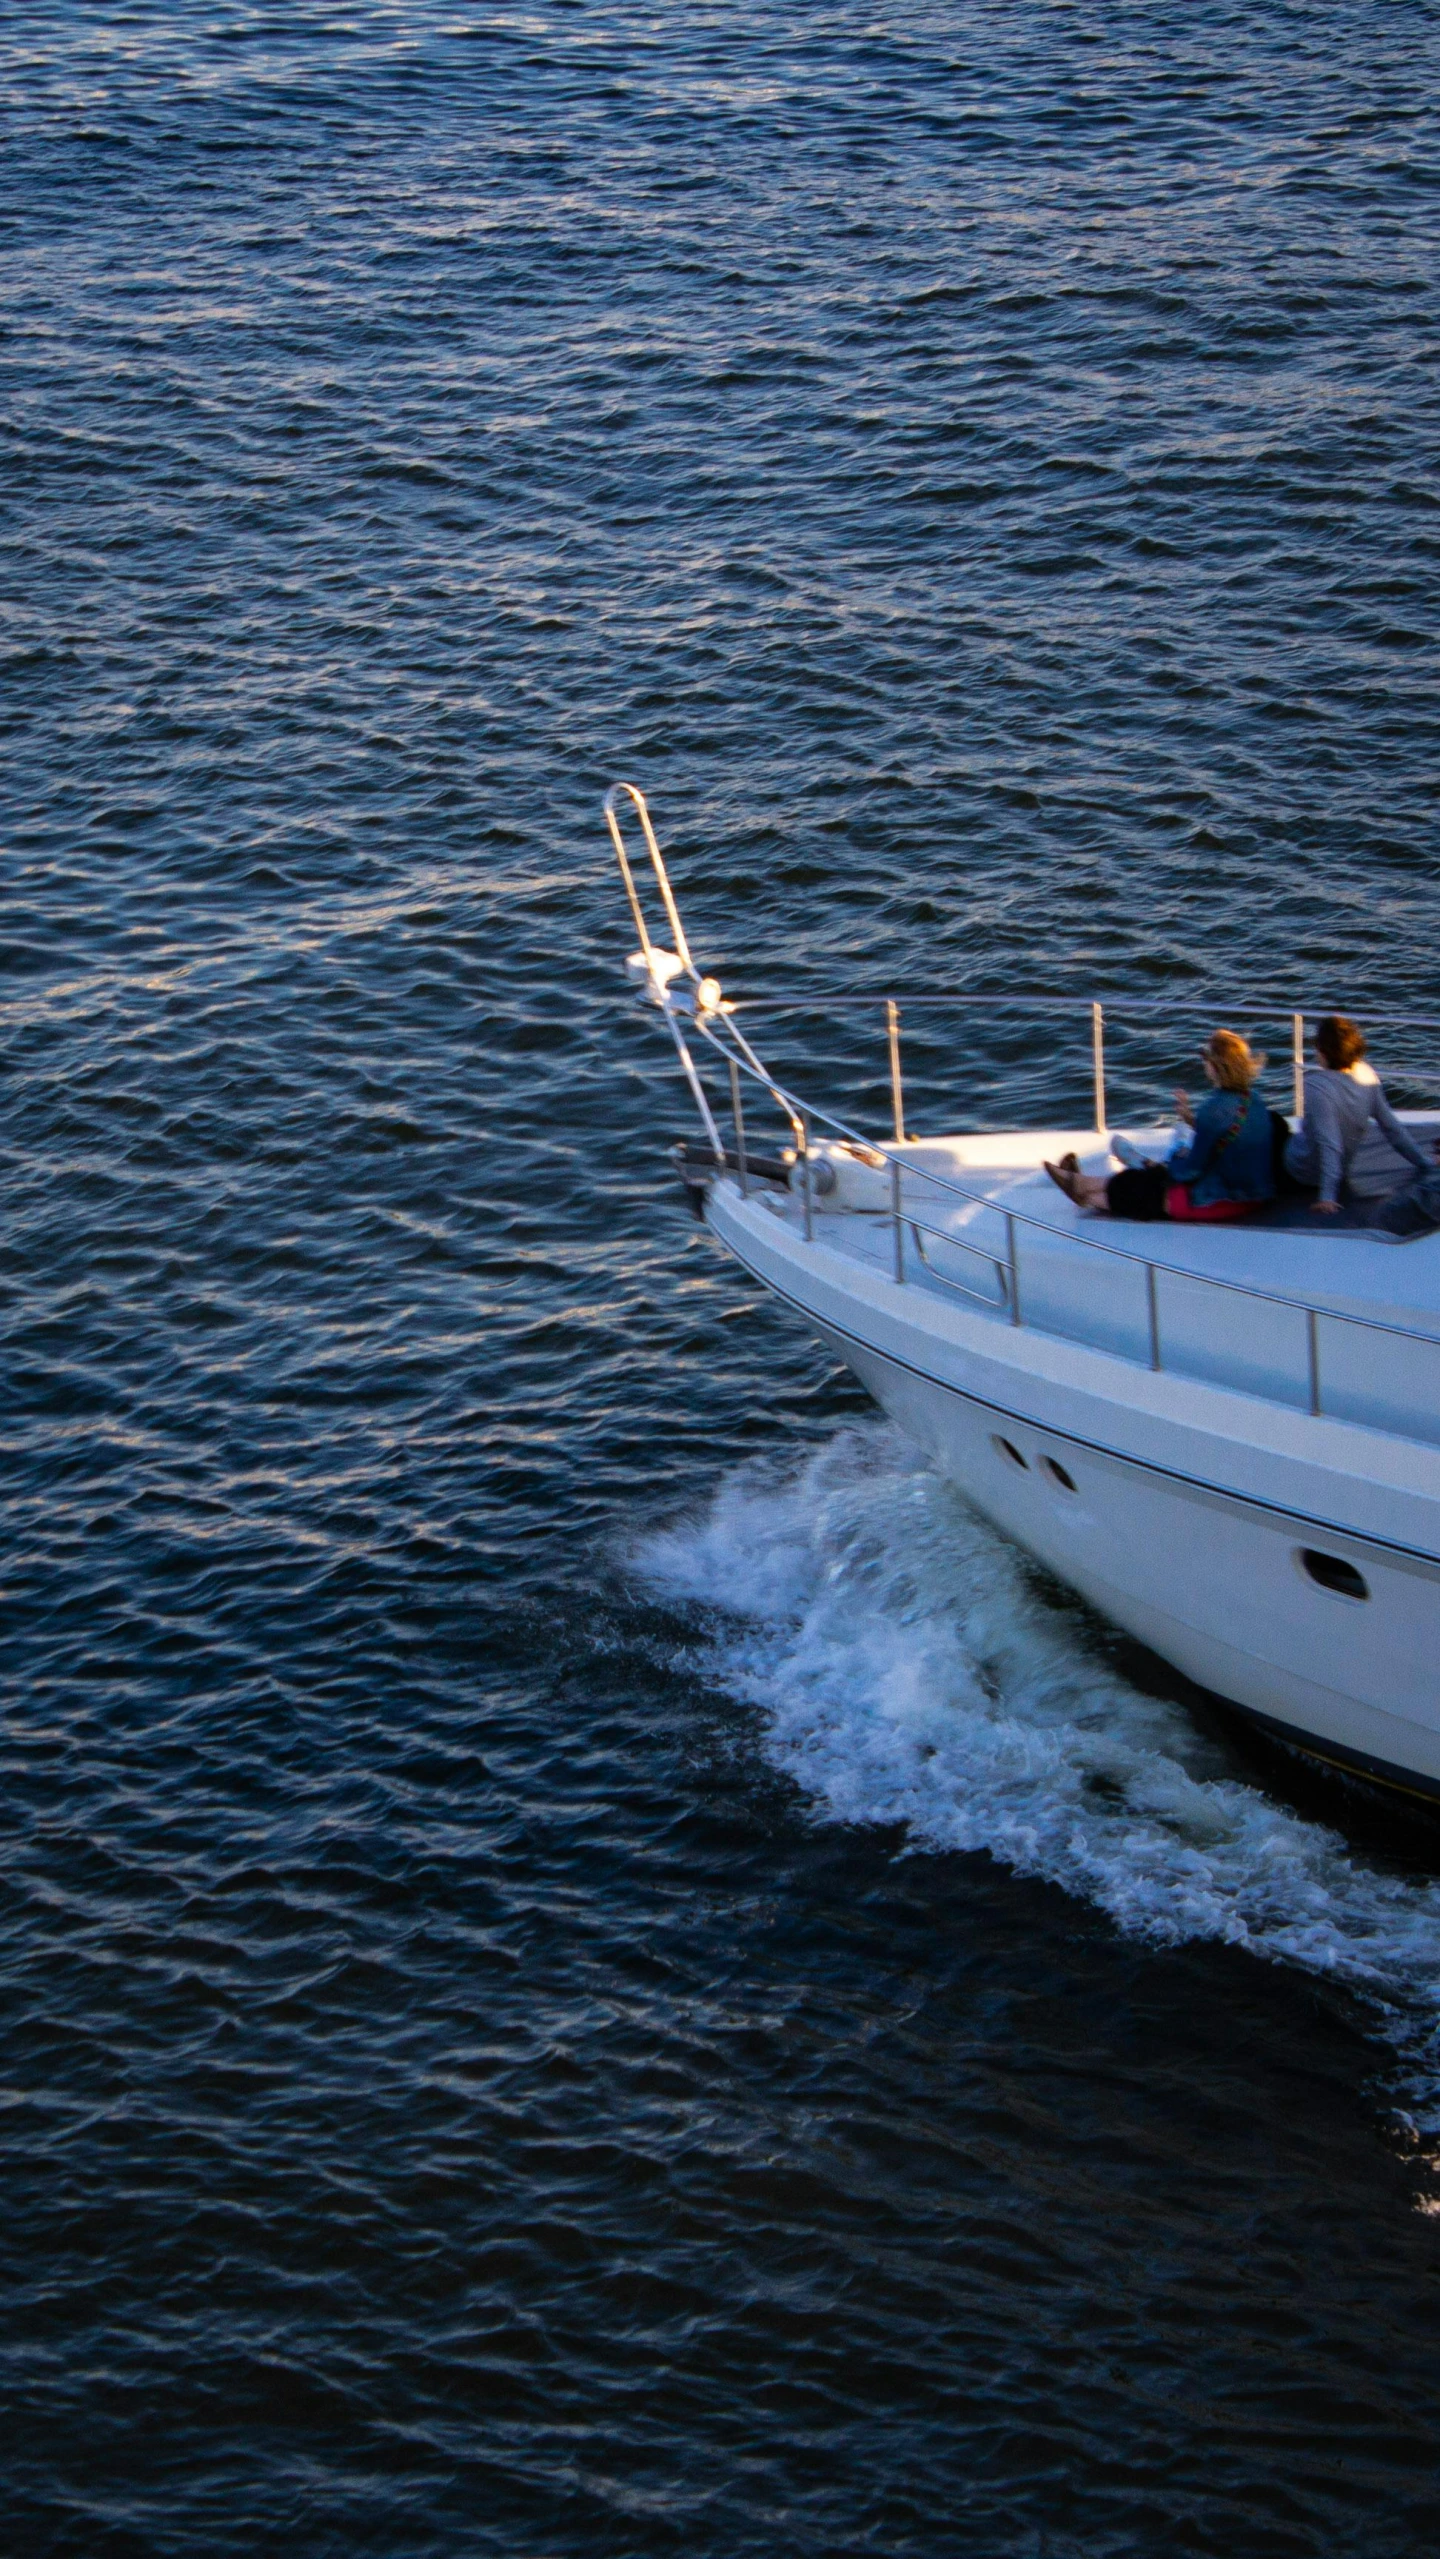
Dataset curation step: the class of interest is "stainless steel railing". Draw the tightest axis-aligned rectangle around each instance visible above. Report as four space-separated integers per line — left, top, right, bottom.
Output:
606 784 1440 1427
728 993 1440 1135
696 1024 1440 1424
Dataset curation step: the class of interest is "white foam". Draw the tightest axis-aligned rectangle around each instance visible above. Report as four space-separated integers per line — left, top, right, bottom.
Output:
636 1422 1440 2142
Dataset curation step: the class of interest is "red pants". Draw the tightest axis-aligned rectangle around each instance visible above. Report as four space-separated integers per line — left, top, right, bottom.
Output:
1164 1183 1258 1224
1104 1165 1261 1223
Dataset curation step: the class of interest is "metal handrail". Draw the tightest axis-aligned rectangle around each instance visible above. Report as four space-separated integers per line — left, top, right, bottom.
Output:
696 1016 1440 1357
709 1039 1440 1428
726 995 1440 1152
605 786 1440 1421
605 781 700 981
908 1222 1014 1311
728 995 1440 1028
607 784 806 1151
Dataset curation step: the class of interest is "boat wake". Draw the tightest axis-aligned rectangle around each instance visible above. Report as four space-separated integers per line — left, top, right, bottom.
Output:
636 1422 1440 2149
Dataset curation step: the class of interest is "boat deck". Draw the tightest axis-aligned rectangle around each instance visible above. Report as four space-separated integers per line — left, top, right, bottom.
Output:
750 1117 1440 1446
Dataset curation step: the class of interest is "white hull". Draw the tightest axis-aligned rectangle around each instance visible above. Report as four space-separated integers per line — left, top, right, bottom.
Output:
599 779 1440 1806
708 1176 1440 1802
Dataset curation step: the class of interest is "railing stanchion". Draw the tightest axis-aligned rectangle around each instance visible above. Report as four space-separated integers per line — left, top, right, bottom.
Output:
800 1112 813 1242
1006 1213 1022 1326
1092 1001 1107 1136
729 1059 749 1198
891 1158 905 1283
1307 1307 1321 1417
1146 1261 1161 1372
1292 1012 1305 1123
887 999 906 1143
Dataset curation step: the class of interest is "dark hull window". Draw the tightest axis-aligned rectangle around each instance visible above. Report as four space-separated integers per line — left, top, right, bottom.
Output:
1299 1549 1369 1602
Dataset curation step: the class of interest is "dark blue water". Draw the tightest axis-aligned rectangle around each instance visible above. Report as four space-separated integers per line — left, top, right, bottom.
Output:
5 7 1440 2551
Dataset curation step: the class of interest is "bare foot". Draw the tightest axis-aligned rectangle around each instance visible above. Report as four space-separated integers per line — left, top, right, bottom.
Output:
1043 1159 1080 1201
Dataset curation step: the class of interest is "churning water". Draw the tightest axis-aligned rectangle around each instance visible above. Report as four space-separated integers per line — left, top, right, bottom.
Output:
5 4 1440 2552
640 1425 1440 2125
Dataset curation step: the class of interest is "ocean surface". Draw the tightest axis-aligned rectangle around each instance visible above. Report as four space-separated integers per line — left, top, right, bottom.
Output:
4 5 1440 2551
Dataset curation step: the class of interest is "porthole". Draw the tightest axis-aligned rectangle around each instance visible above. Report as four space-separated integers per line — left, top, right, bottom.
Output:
993 1435 1028 1471
1041 1456 1077 1494
1298 1549 1369 1603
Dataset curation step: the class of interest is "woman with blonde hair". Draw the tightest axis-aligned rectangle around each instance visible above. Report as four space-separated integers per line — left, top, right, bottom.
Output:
1045 1029 1274 1222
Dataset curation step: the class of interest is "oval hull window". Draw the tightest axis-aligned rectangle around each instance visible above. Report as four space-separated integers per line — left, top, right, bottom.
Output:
1041 1456 1077 1494
993 1436 1028 1471
1299 1549 1369 1602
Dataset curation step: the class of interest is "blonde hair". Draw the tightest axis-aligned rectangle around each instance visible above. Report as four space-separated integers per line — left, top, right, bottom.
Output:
1205 1028 1265 1093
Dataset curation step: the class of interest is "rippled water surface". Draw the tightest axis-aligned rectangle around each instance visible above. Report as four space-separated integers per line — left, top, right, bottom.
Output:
5 5 1440 2551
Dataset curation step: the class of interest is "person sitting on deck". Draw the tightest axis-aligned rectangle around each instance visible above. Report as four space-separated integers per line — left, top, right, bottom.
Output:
1284 1014 1431 1216
1044 1029 1273 1222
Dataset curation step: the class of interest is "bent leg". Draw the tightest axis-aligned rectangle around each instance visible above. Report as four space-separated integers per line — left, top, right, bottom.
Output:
1044 1156 1112 1211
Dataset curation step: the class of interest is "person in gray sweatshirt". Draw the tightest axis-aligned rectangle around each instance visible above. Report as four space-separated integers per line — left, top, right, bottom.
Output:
1284 1015 1431 1213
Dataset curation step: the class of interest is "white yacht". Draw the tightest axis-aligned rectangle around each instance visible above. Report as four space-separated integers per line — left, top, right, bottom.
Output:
606 786 1440 1808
